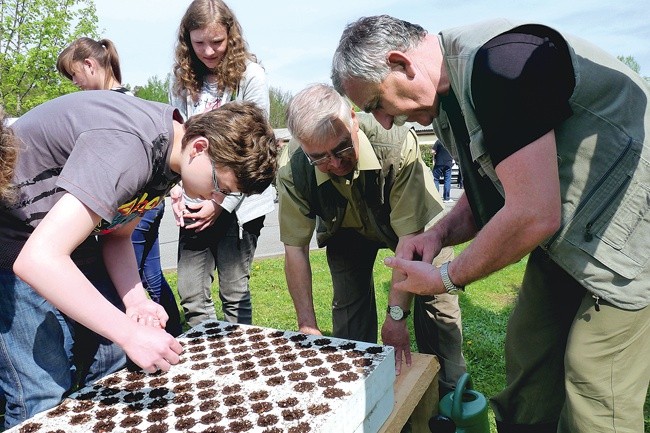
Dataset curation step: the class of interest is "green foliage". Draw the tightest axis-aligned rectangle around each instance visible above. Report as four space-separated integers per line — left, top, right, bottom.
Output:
269 86 292 128
0 0 99 116
618 55 641 74
420 144 434 168
134 74 171 103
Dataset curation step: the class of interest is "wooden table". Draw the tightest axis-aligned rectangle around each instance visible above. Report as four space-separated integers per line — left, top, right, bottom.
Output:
379 352 440 433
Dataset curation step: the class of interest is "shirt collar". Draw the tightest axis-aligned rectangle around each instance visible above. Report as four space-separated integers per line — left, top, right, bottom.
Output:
314 129 381 185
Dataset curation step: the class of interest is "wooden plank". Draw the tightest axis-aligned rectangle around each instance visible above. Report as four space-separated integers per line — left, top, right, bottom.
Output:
410 373 439 432
378 353 440 433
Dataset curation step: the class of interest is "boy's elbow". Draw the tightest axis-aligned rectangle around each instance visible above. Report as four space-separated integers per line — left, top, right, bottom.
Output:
13 251 29 280
13 245 40 281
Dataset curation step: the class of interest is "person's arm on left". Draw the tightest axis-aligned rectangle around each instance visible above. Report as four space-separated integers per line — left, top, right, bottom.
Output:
100 217 169 328
379 129 441 373
14 193 183 373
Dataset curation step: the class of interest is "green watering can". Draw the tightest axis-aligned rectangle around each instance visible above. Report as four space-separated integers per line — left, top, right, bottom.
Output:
429 373 490 433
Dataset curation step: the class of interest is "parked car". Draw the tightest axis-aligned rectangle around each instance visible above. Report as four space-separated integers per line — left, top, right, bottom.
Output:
451 161 460 185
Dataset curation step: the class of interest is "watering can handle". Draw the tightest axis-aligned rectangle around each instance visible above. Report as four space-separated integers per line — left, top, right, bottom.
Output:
451 372 472 419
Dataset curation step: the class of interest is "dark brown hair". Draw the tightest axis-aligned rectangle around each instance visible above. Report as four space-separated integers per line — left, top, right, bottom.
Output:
183 101 277 194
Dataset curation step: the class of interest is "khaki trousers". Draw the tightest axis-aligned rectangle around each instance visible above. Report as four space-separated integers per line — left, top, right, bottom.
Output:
491 248 650 432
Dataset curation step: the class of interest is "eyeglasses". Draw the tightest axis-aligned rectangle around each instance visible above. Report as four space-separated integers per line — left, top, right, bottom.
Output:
212 161 244 197
304 145 355 166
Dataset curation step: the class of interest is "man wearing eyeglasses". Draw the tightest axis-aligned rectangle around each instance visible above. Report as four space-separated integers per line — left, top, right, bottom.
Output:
276 83 465 390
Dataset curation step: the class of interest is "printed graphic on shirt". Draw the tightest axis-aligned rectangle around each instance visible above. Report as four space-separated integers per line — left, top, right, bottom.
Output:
193 88 225 114
95 191 167 235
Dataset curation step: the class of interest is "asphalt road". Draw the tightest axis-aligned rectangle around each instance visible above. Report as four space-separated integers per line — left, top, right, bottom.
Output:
159 185 464 271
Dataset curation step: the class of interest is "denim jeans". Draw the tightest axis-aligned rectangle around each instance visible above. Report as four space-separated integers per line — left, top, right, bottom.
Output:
131 202 182 336
433 164 452 201
0 250 126 429
176 212 263 327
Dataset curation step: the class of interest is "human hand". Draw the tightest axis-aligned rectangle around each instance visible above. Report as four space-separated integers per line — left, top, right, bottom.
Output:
122 324 184 373
170 185 186 226
384 257 443 296
181 200 223 232
381 318 411 375
395 230 441 264
126 299 169 330
298 324 322 337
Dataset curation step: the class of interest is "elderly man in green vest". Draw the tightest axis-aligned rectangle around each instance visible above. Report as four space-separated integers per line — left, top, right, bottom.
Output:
332 15 650 433
276 83 465 394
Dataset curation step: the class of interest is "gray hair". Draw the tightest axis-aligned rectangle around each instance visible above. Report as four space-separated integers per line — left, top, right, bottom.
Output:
286 83 353 146
331 15 427 93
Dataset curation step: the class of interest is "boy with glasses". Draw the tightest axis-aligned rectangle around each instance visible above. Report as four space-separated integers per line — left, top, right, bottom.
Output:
0 93 276 428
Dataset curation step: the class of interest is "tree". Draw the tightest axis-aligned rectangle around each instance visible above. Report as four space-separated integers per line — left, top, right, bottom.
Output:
617 55 641 74
134 74 170 103
269 86 292 128
0 0 98 116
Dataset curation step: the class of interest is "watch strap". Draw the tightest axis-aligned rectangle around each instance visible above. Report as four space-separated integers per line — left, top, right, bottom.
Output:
440 261 465 294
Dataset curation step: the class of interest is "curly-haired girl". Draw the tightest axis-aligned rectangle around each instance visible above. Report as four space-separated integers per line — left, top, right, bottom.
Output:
169 0 273 327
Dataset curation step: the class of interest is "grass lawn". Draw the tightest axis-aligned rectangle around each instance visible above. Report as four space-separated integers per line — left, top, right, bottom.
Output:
2 245 646 432
165 245 649 433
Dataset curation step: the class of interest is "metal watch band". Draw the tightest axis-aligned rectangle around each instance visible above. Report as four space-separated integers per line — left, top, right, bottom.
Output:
440 261 464 294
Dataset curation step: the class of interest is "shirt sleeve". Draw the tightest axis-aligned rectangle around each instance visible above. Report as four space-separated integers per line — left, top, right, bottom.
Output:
168 75 189 121
471 26 575 166
389 130 444 236
239 62 271 120
276 149 317 247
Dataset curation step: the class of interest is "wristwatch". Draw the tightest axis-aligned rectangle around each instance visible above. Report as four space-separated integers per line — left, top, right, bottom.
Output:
440 261 465 295
387 305 411 321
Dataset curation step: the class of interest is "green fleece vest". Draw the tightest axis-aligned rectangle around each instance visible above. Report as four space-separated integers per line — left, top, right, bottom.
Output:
290 112 411 250
433 19 650 309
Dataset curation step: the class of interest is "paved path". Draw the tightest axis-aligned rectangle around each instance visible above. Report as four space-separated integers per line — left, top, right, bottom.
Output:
159 185 464 271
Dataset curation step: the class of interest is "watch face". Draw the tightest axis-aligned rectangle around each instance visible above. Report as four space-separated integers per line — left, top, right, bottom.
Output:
388 306 404 320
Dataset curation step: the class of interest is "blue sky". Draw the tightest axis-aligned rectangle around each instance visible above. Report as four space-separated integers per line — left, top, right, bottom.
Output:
95 0 650 93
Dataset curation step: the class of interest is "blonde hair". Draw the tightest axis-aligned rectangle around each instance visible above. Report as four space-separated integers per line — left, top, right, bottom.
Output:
172 0 254 101
0 109 18 202
56 37 122 89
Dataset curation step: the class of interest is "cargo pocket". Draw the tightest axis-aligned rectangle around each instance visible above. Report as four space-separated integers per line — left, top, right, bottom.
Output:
571 161 650 279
